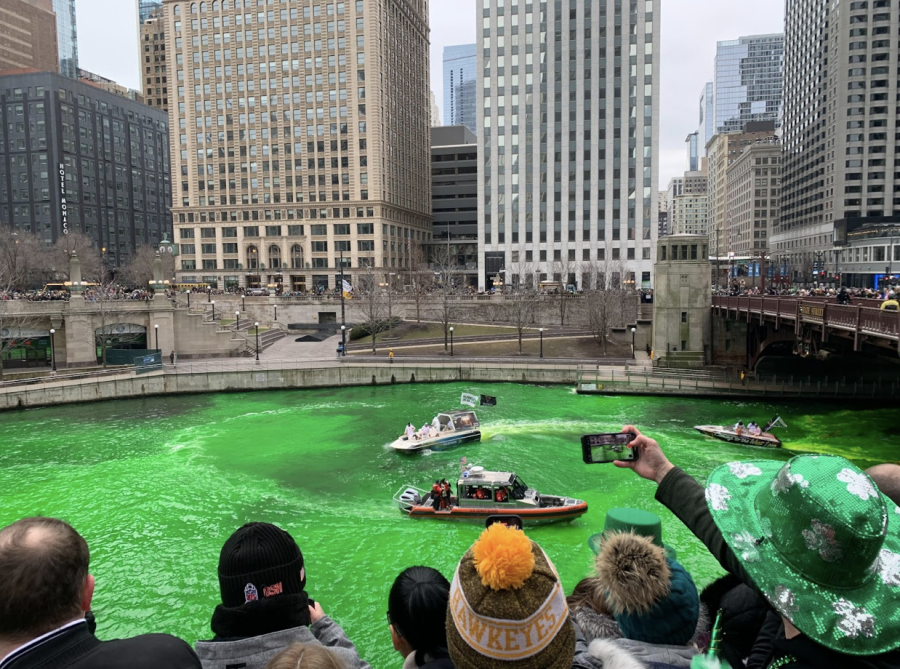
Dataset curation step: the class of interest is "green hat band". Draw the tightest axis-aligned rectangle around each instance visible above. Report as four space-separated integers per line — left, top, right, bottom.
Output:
753 462 888 590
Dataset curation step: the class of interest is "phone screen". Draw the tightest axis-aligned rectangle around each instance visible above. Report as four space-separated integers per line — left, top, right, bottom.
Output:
582 433 637 464
485 515 524 530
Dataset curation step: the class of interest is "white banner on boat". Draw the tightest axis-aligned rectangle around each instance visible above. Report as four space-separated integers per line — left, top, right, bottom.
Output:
460 392 478 407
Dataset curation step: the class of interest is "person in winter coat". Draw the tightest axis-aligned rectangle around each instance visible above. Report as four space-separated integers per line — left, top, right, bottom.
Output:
193 523 369 669
615 425 900 669
387 567 454 669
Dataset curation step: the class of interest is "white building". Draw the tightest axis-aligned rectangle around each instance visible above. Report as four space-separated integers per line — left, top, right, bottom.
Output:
477 0 660 291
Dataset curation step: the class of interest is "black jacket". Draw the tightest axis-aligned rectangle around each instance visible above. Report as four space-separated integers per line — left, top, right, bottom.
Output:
656 468 900 669
1 621 201 669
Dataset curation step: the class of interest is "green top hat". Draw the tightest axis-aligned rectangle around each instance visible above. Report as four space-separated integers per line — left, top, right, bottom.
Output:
706 455 900 656
588 507 677 559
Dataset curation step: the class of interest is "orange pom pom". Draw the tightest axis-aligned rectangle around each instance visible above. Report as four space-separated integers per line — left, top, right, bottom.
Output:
472 523 535 590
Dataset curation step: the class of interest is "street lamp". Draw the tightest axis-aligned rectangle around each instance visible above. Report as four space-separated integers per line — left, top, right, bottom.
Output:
340 324 346 356
631 327 636 359
539 328 544 358
254 322 260 361
154 324 159 352
49 328 56 372
235 310 240 331
242 294 246 311
211 300 216 320
274 305 278 321
449 326 454 357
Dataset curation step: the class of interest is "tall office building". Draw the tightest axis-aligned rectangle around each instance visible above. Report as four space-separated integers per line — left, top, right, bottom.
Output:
138 0 163 23
725 138 780 255
0 0 59 75
685 131 699 172
51 0 78 78
163 0 432 292
140 15 169 111
774 0 900 285
442 43 477 134
713 34 783 134
478 0 660 291
698 81 713 148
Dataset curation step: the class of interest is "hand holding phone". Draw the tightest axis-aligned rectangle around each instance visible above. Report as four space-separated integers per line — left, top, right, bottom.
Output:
581 432 638 464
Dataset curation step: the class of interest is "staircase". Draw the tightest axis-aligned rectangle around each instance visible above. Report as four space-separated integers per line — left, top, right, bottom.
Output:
239 328 287 357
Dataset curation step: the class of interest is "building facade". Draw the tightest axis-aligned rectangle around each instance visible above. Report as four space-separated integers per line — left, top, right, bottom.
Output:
698 81 713 152
431 125 477 284
0 71 171 261
713 34 783 134
478 0 660 291
138 0 163 24
442 43 477 134
657 189 668 237
685 131 699 172
725 138 780 256
667 169 706 235
78 69 143 102
774 0 900 286
140 15 169 111
0 0 59 75
163 0 432 292
51 0 78 78
671 193 708 236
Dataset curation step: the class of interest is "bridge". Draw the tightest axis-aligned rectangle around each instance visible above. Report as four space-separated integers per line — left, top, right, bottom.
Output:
712 296 900 360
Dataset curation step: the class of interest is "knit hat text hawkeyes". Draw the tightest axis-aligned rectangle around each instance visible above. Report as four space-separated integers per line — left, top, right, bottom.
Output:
217 522 306 608
446 523 575 669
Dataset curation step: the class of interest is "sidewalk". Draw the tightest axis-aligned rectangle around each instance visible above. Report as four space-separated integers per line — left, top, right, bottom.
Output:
260 332 344 360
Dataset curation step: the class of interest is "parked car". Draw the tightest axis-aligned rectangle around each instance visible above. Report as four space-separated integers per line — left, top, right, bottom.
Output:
247 288 269 296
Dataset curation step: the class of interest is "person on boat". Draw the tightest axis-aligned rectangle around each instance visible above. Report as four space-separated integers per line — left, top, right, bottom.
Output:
431 416 442 434
431 482 442 511
386 567 454 669
474 487 487 500
733 421 744 436
405 423 416 441
494 487 508 503
440 480 452 510
419 424 431 440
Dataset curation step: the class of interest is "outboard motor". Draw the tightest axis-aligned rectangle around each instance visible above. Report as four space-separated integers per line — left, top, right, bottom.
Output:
397 487 421 511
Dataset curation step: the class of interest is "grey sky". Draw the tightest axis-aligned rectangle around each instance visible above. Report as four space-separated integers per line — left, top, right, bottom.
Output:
75 0 784 191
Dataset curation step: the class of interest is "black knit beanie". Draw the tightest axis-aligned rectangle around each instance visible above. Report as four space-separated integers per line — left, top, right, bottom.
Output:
218 522 306 608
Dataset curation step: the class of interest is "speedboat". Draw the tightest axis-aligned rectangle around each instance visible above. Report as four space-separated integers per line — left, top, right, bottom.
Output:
393 465 588 525
389 411 481 453
694 415 786 449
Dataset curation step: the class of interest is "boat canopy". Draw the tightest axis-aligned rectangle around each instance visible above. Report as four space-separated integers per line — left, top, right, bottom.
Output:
439 411 480 431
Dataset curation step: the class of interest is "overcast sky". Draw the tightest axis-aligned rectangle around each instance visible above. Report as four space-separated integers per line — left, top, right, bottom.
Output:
76 0 784 189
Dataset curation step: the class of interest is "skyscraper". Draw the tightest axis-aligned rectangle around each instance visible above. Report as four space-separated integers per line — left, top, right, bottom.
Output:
137 0 163 23
713 34 783 134
698 81 713 150
0 0 59 75
52 0 78 78
478 0 660 291
774 0 900 286
163 0 432 292
442 44 477 134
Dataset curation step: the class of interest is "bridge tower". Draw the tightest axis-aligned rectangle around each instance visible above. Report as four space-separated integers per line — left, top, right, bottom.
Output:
651 234 711 368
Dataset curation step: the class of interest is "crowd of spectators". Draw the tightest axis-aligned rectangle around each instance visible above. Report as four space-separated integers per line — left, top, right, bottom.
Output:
2 431 899 669
715 282 894 301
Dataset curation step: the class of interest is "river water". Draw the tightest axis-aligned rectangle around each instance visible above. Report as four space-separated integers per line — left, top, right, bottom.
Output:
0 383 895 667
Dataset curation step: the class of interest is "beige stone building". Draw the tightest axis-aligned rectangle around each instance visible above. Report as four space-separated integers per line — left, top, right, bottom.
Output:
161 0 432 292
0 0 59 74
671 193 708 237
725 139 780 256
141 15 169 111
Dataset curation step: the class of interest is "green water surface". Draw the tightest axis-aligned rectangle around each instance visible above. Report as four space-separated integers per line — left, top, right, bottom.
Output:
0 384 897 667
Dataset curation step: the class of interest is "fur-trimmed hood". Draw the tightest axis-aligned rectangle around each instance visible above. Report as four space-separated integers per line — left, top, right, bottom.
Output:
595 531 670 615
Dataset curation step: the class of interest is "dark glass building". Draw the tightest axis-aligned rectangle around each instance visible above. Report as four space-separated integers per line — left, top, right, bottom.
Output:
51 0 79 78
431 125 477 286
0 71 171 265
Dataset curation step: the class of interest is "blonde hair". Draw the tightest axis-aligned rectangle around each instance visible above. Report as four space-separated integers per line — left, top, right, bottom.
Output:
264 643 346 669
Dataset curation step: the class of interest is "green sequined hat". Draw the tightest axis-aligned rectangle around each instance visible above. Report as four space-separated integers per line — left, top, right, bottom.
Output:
705 454 900 656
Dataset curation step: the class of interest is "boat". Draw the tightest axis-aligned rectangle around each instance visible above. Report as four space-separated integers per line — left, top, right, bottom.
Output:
393 465 588 525
388 410 481 453
694 415 786 449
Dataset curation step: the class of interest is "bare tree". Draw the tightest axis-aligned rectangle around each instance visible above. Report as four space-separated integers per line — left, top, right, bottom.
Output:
582 248 630 356
353 260 389 355
407 242 432 325
49 232 103 283
548 257 579 326
0 232 48 378
431 244 460 352
87 280 146 368
119 245 176 287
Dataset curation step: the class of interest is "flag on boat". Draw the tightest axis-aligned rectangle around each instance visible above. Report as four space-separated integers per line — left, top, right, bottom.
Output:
480 395 497 406
342 280 353 300
764 415 787 431
460 392 478 407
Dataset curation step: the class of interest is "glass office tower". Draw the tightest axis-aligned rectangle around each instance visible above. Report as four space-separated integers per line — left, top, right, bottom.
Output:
443 44 478 134
713 34 783 134
52 0 78 78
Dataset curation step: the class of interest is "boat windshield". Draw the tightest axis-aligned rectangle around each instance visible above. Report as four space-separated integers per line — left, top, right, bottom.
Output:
511 476 528 500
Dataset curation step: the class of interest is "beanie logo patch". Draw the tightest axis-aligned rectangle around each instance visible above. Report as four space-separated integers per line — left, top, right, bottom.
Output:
449 565 569 661
263 582 283 598
244 583 258 603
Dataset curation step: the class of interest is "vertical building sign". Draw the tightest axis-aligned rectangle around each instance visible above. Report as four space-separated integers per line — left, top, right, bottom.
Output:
59 162 68 234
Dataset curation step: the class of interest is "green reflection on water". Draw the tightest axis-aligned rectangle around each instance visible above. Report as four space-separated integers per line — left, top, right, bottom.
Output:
0 384 895 667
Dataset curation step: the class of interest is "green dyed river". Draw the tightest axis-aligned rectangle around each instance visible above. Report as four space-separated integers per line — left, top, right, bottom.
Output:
0 383 896 667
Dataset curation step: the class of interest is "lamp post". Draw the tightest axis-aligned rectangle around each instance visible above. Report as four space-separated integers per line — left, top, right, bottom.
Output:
207 289 211 303
211 300 216 320
449 326 454 357
539 328 544 358
274 305 277 321
154 324 159 352
255 322 260 361
631 327 636 359
242 295 246 311
340 324 346 356
49 328 56 372
235 311 240 331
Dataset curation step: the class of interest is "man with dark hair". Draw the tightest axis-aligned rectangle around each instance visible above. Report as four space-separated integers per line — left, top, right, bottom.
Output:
0 517 200 669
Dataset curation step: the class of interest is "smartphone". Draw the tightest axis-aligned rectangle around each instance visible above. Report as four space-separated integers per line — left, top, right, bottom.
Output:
581 432 637 464
485 515 524 530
